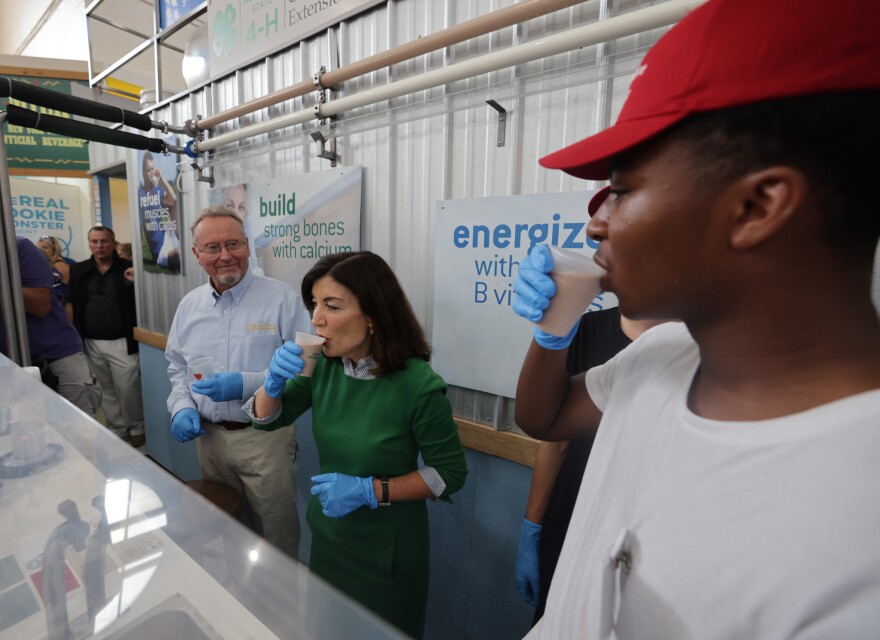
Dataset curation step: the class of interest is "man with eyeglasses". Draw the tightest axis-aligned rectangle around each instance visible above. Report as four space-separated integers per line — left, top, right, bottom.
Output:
165 206 311 559
66 225 144 446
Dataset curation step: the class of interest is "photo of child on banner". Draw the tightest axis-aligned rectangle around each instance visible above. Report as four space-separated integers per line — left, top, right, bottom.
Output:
137 146 182 274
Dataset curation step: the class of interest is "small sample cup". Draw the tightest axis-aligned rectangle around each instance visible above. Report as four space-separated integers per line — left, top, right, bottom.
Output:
187 356 215 386
536 246 606 337
295 332 326 377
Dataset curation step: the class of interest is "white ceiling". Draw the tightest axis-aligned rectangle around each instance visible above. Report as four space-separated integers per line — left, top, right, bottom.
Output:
0 0 204 97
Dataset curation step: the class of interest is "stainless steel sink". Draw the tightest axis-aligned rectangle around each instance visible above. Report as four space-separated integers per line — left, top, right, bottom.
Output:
102 593 221 640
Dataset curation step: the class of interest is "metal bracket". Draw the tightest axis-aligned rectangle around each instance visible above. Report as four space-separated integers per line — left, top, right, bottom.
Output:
158 120 192 135
184 114 203 138
486 99 507 147
193 161 214 187
176 160 214 193
310 131 339 167
313 67 329 123
313 65 327 88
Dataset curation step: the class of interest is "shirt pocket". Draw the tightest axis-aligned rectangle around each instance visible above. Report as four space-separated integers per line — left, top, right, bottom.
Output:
231 331 281 370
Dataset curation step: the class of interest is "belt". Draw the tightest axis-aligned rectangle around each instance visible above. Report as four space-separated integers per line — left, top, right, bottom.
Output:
215 420 251 431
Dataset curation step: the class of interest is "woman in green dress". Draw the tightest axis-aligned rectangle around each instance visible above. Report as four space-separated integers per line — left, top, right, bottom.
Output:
248 251 467 638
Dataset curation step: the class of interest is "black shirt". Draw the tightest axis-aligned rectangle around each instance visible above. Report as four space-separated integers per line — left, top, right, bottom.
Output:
82 270 128 339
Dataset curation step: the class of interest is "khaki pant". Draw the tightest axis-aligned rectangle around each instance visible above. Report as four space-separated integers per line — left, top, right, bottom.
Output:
84 338 144 440
196 422 300 560
49 351 101 416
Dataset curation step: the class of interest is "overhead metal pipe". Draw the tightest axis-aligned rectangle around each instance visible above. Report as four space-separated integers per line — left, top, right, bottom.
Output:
5 105 183 154
1 76 154 131
192 0 705 154
1 76 197 136
196 0 588 131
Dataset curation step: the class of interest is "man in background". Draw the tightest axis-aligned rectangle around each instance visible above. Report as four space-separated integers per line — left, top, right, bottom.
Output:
66 225 144 446
165 206 311 559
0 237 100 415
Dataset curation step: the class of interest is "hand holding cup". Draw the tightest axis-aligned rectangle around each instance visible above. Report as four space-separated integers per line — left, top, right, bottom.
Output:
537 245 604 337
295 332 325 377
186 357 215 386
264 341 303 398
513 244 604 350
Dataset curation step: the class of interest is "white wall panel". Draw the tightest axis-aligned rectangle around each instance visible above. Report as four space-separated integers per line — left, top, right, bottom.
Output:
93 0 674 429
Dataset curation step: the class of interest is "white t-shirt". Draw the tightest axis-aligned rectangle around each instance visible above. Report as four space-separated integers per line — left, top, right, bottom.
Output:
527 323 880 639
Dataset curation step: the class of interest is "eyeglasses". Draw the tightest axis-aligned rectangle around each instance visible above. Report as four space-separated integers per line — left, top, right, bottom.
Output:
195 239 248 255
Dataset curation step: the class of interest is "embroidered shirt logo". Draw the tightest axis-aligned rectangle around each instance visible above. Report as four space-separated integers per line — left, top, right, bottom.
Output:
245 323 277 334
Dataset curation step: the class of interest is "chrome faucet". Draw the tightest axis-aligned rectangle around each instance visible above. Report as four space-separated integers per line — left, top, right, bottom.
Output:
43 500 89 640
84 494 111 622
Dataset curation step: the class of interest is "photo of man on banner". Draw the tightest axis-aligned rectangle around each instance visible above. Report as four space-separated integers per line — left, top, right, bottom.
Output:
137 148 182 274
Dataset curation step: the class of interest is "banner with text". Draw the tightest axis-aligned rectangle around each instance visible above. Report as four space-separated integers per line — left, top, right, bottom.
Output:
432 191 618 399
208 166 362 290
208 0 384 79
10 178 85 260
137 147 183 275
1 76 89 176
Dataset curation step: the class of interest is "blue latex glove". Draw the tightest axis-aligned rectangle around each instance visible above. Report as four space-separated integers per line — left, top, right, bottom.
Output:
513 244 578 350
264 341 303 398
170 407 205 443
310 472 378 518
533 323 580 351
192 372 243 402
515 516 542 606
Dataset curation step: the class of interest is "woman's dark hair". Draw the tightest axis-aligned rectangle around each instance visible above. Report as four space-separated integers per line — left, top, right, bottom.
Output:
301 251 430 375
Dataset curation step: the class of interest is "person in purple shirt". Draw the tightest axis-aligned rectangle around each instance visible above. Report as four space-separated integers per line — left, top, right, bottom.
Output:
0 238 101 415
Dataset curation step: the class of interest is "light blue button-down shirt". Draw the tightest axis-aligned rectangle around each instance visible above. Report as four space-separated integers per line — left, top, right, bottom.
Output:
166 269 311 423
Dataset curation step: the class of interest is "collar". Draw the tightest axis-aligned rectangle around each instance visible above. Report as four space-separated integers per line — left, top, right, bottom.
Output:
86 252 120 273
342 354 379 380
208 268 255 306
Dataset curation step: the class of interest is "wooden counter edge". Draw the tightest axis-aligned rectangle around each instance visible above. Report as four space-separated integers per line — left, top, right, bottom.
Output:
134 327 168 351
455 418 538 468
134 327 539 468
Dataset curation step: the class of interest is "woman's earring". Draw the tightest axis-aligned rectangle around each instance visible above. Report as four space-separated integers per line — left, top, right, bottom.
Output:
368 323 374 335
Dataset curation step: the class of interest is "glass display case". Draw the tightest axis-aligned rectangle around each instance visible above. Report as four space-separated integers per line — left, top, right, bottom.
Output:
0 355 406 639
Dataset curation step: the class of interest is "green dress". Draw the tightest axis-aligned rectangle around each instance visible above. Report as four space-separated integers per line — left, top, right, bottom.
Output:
255 355 468 638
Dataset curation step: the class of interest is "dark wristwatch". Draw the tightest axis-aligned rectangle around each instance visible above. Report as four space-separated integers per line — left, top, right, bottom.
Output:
378 476 390 507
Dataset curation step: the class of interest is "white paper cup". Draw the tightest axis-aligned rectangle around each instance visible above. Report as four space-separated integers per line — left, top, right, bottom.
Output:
187 356 215 385
536 246 606 337
295 332 325 377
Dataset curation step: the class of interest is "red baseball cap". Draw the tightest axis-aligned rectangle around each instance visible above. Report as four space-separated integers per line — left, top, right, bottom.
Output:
540 0 880 180
587 185 611 217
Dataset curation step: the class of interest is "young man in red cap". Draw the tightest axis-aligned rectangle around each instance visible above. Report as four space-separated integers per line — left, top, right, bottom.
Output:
513 0 880 637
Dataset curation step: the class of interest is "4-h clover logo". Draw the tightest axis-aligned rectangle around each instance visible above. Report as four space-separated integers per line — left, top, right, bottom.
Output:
212 3 238 57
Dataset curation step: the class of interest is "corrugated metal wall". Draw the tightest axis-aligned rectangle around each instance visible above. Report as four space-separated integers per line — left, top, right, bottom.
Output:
89 0 671 432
